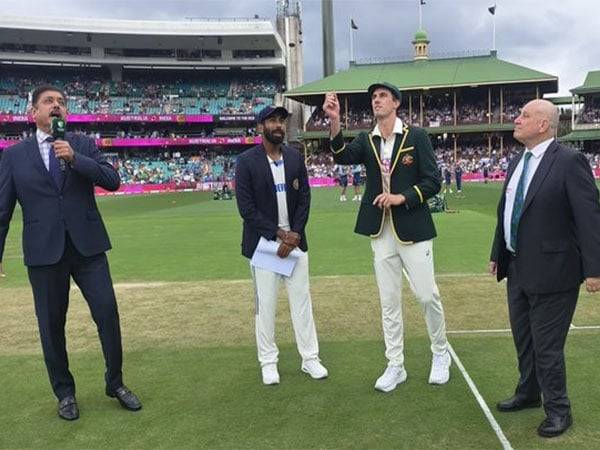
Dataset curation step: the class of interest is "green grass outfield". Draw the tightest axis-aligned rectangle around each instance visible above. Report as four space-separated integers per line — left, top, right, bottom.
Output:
1 182 600 449
0 182 505 286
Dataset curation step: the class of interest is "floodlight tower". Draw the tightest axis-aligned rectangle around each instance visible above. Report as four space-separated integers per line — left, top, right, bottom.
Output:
276 0 305 141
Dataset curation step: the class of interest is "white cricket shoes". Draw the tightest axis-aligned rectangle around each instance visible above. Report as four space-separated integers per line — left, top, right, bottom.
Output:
428 351 451 385
374 365 407 392
261 364 280 385
301 359 328 379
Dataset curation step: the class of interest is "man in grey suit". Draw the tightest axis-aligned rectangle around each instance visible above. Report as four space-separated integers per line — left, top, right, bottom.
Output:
490 99 600 438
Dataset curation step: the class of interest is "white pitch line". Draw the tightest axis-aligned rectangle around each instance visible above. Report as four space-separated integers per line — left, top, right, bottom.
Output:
448 328 511 335
570 324 600 330
448 343 514 450
446 323 600 335
314 272 490 280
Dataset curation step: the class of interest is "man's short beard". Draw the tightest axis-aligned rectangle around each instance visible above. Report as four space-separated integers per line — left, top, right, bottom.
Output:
264 130 285 145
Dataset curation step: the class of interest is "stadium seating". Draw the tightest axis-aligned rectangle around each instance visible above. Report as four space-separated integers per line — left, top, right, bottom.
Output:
0 68 280 115
579 106 600 124
112 153 237 185
305 98 532 131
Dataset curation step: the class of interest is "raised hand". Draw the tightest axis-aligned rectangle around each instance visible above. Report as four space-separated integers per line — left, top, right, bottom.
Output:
322 92 340 121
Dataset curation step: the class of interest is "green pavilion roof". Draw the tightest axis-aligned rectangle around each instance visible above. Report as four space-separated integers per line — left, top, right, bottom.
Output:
571 70 600 95
286 53 557 105
559 128 600 142
545 96 573 105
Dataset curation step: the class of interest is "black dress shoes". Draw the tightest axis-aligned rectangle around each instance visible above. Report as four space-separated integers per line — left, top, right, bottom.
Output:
496 395 542 412
58 395 79 421
538 414 572 438
106 385 142 411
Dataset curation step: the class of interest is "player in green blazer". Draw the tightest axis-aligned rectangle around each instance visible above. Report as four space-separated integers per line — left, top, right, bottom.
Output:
323 82 451 392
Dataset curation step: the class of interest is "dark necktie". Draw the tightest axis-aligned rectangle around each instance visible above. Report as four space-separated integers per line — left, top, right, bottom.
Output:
45 136 63 189
510 151 533 251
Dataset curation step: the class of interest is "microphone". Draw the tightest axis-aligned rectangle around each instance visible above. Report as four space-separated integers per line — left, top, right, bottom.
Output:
51 117 67 172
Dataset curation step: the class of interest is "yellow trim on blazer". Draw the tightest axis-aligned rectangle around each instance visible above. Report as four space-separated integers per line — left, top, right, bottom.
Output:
392 130 415 243
391 217 414 245
413 185 424 203
332 143 346 154
367 133 383 170
389 128 411 175
369 215 414 244
369 125 416 244
368 133 386 238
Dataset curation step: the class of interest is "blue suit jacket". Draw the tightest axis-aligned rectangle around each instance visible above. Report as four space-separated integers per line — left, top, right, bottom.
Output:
235 144 310 259
0 132 120 267
490 140 600 294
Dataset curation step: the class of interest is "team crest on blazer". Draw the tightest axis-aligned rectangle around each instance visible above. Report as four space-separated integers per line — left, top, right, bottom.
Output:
401 154 414 166
292 178 299 190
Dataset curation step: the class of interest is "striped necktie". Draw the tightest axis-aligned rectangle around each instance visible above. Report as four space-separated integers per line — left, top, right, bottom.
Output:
510 151 533 251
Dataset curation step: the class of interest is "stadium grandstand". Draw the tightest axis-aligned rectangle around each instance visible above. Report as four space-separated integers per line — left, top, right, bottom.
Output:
0 0 305 194
560 70 600 155
284 29 574 181
2 11 597 192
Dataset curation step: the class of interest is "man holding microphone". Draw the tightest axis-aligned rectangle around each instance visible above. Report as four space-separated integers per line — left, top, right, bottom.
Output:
0 85 141 420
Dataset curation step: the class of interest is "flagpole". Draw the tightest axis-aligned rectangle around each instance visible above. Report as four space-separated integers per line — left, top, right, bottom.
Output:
419 1 423 29
350 26 354 62
492 13 496 50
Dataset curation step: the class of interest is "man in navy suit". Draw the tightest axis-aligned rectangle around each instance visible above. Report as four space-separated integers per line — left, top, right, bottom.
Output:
0 85 141 420
490 99 600 438
235 105 328 385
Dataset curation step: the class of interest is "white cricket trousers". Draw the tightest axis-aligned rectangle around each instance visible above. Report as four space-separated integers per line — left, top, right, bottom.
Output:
250 251 320 366
371 219 448 367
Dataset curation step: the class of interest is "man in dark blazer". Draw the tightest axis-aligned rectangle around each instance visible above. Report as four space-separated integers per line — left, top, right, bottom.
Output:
322 83 451 392
490 99 600 438
0 85 141 421
235 105 327 386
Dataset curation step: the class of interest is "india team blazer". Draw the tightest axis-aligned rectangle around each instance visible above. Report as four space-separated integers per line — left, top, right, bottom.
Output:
235 144 310 259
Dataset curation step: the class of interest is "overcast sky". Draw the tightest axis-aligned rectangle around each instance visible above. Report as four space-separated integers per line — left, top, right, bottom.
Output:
4 0 599 95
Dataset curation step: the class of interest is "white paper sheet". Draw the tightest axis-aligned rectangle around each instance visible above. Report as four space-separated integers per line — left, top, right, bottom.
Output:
250 237 302 277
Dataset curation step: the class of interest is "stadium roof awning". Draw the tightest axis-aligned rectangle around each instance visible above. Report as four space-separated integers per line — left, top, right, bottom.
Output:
559 129 600 142
570 70 600 95
285 53 558 105
0 15 286 58
545 96 573 105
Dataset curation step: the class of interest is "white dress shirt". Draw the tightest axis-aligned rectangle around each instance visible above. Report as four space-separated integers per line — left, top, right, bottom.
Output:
372 117 404 194
503 137 554 252
36 128 53 171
